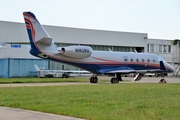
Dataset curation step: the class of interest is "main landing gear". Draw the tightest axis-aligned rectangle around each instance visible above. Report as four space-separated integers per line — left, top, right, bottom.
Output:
159 73 167 83
110 73 122 84
89 75 98 83
89 73 122 84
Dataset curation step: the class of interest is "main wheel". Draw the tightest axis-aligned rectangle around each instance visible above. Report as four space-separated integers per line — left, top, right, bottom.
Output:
90 77 98 83
93 77 98 83
110 78 114 84
111 78 119 84
90 77 93 83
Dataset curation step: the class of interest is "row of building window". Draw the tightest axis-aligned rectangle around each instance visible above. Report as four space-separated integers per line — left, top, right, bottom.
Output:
58 43 172 53
56 43 136 52
147 44 171 53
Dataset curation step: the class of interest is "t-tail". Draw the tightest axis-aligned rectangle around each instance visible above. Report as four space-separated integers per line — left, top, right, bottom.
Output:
23 12 58 57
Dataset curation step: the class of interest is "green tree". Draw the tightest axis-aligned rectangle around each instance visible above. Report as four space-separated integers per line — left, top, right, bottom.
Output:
172 39 180 47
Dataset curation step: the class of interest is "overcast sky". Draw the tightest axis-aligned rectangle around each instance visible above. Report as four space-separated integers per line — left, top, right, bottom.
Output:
0 0 180 40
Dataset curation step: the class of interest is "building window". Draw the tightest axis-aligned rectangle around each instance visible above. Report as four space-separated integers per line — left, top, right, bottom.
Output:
159 44 171 53
168 45 171 53
147 44 154 52
159 45 162 53
163 45 167 53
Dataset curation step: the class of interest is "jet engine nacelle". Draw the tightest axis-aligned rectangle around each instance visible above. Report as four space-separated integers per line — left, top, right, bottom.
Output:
59 46 92 59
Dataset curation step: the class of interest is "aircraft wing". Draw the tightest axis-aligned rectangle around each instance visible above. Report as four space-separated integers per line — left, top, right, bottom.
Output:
107 69 135 73
106 66 166 74
106 66 136 74
66 70 90 73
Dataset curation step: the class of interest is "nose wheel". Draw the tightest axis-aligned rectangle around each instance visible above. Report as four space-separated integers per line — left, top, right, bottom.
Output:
159 73 167 83
159 79 167 83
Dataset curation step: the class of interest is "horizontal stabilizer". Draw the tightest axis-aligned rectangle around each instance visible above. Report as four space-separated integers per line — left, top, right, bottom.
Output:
36 37 52 45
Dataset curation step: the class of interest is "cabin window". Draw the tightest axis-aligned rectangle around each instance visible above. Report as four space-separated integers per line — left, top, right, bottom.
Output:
130 58 133 62
142 58 144 62
147 59 150 62
136 58 139 62
153 59 155 63
123 56 128 62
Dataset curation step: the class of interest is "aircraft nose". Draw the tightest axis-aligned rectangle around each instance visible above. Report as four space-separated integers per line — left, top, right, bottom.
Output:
169 64 175 72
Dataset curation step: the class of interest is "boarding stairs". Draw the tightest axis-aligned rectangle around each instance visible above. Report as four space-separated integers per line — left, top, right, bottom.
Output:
173 57 180 77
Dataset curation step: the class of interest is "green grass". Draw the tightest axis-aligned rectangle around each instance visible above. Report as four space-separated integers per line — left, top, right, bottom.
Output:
0 77 89 84
1 83 180 120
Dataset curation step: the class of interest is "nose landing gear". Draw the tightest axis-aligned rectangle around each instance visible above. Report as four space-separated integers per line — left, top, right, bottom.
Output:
159 73 167 83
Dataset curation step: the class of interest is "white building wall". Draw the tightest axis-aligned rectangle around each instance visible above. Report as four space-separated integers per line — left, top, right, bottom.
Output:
44 26 147 47
0 21 28 43
0 44 36 58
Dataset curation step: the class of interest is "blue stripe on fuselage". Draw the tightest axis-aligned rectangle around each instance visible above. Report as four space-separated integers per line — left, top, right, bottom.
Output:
26 28 41 55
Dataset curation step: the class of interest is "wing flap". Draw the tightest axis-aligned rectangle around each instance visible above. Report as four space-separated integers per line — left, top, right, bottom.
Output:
106 66 135 74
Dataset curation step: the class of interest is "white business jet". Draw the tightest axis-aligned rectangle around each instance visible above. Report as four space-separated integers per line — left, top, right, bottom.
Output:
23 12 174 83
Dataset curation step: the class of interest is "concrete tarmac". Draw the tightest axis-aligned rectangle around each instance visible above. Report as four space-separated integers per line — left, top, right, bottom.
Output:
0 106 84 120
122 76 180 83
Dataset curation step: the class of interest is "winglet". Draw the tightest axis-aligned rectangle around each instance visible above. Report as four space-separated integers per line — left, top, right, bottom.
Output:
36 37 52 45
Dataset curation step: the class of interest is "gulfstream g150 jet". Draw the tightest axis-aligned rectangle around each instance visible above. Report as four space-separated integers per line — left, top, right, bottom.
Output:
23 12 174 83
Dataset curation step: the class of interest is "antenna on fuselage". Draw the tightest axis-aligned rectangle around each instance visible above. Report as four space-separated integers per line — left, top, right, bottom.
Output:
134 49 138 53
109 48 112 52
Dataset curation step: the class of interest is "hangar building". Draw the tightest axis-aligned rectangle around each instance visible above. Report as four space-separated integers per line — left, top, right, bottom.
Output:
0 21 179 77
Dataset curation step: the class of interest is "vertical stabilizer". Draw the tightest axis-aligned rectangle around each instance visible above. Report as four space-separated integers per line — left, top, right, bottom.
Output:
23 12 58 56
23 12 51 43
